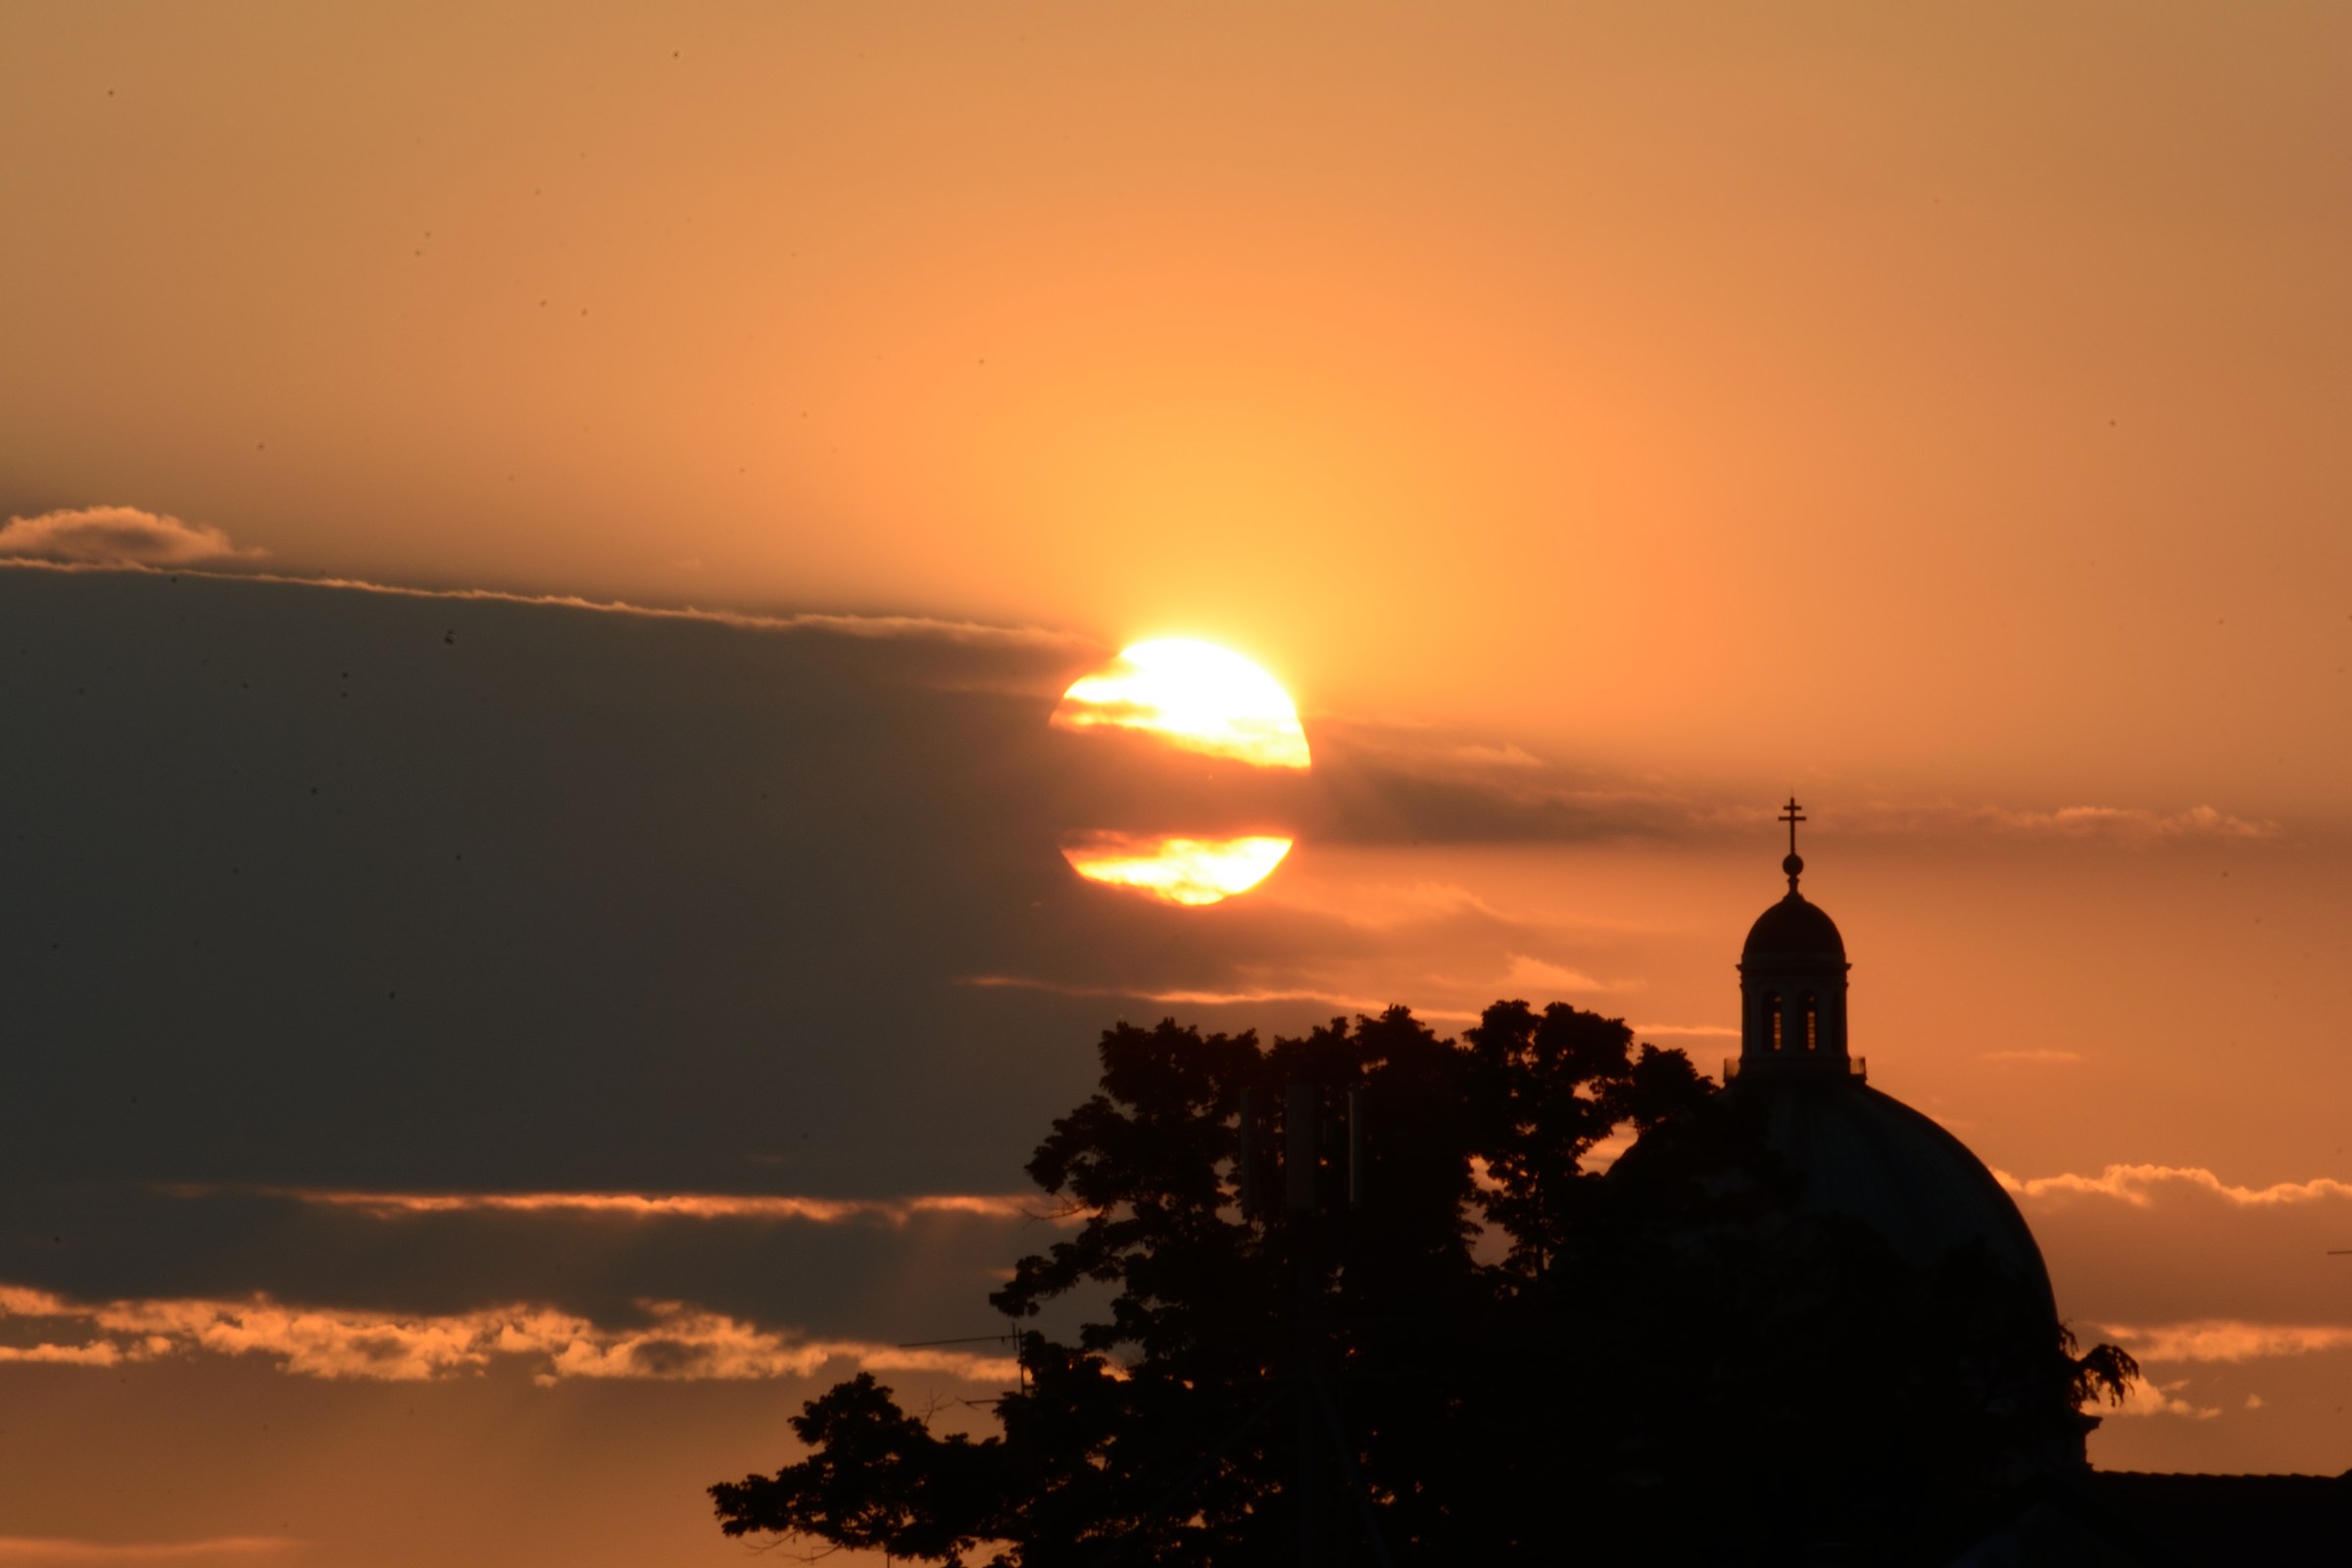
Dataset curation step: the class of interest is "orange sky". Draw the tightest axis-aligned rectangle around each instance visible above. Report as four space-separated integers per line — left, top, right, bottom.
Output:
5 5 2352 1564
7 3 2349 807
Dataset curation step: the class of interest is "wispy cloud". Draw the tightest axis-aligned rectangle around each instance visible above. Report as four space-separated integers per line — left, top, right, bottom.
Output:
1995 1164 2352 1207
960 973 1480 1022
1304 723 1732 846
0 1341 124 1367
1846 800 2277 842
963 975 1722 1039
0 1288 1014 1387
0 556 1088 650
2096 1320 2352 1365
1501 955 1642 996
164 1185 1039 1226
1302 717 2280 848
0 1540 304 1564
1260 883 1552 930
0 507 261 566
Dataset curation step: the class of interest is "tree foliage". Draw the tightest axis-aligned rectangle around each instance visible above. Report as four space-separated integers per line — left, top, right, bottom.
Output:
711 1003 2136 1565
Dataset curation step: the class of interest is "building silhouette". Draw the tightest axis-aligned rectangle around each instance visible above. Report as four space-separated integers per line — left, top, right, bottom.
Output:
1727 818 2060 1320
1635 804 2352 1564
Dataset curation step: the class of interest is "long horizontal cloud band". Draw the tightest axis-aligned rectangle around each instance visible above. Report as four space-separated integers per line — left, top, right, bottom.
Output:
0 1182 1065 1344
0 1286 1014 1386
10 1166 2350 1369
1998 1164 2352 1206
181 1186 1045 1223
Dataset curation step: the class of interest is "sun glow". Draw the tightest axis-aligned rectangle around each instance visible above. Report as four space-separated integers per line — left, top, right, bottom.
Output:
1058 832 1294 906
1052 639 1310 769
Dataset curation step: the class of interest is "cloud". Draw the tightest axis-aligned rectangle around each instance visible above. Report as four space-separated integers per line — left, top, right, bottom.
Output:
0 508 258 566
960 972 1480 1022
1299 718 2280 848
175 1186 1040 1226
0 553 1089 651
5 1181 1064 1352
0 1542 303 1564
1303 722 1728 846
2105 1375 2223 1420
1502 954 1641 995
1980 1050 2085 1065
2001 1159 2352 1339
1817 799 2278 843
2096 1320 2352 1364
1260 877 1537 932
0 563 1130 1207
0 1341 124 1366
2003 804 2274 839
0 1286 72 1314
0 1287 1015 1387
1995 1164 2352 1208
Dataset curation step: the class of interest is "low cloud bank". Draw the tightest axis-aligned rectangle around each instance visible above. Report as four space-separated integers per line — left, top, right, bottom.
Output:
1877 802 2275 842
0 508 258 566
2099 1320 2352 1365
186 1186 1039 1226
1997 1164 2352 1208
0 1285 1013 1386
0 548 1087 651
1305 721 2277 847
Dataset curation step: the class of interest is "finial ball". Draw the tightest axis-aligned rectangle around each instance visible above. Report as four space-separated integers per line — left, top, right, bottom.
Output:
1783 853 1804 879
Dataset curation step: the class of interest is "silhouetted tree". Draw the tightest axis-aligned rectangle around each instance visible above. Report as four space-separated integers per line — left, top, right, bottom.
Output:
711 1003 2136 1566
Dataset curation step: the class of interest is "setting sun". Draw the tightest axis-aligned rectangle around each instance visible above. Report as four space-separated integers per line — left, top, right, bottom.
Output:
1051 639 1310 770
1057 831 1295 907
1052 640 1308 905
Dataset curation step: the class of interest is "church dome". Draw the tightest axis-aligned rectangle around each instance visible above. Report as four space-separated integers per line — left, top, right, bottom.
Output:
1741 890 1846 966
1729 1073 2056 1316
1608 803 2082 1485
1647 802 2056 1314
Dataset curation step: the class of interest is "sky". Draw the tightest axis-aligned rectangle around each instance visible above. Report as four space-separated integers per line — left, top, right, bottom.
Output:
3 4 2351 1564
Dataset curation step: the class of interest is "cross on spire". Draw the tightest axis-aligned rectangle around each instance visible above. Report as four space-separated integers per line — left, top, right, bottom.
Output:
1780 797 1806 856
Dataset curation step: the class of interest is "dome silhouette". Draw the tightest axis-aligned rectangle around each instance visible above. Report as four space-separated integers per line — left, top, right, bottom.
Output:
1731 1072 2055 1313
1625 804 2065 1428
1740 890 1847 968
